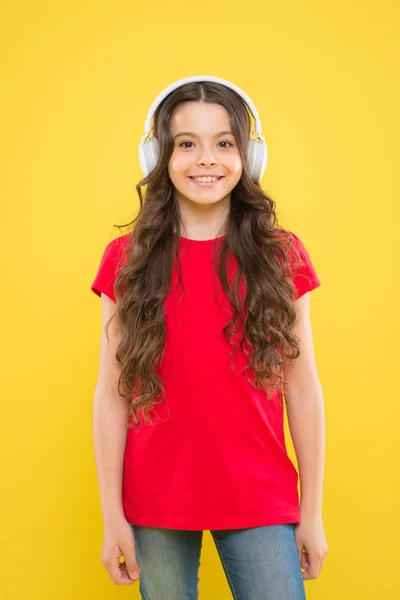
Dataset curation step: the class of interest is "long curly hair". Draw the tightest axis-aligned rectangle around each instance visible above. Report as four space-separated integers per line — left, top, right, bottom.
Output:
105 81 303 428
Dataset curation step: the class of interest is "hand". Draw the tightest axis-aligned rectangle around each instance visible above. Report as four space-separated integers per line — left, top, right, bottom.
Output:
294 512 328 580
100 516 142 585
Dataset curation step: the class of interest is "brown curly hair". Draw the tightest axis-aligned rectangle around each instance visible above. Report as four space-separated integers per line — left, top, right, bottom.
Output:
105 81 303 428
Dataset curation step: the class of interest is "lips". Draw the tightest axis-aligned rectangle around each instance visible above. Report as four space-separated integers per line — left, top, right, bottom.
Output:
188 176 225 187
189 176 224 180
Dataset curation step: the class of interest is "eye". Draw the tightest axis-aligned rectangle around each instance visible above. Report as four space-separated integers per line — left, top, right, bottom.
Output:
178 140 234 149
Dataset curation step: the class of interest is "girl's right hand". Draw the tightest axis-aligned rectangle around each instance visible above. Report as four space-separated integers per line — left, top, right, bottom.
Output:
100 516 142 585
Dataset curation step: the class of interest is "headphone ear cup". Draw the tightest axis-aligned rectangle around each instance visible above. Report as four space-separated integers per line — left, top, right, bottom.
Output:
247 139 268 182
139 137 160 177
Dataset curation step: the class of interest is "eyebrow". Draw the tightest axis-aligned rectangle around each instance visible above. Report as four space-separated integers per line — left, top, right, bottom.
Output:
173 130 234 139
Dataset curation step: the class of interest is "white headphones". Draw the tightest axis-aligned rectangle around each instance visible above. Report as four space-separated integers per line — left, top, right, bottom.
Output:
138 75 268 183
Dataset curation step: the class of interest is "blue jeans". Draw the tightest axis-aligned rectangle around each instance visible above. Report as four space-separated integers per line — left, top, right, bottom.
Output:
129 523 307 599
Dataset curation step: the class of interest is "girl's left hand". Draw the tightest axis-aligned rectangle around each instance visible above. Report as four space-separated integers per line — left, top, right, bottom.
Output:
294 512 328 580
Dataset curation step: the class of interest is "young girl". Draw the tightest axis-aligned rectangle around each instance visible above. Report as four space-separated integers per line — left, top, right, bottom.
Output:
91 75 328 599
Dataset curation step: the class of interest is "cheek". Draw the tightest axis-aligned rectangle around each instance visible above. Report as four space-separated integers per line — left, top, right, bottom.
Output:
229 154 243 173
168 152 191 175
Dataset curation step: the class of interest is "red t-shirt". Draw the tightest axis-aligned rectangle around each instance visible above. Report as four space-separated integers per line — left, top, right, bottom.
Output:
91 230 321 530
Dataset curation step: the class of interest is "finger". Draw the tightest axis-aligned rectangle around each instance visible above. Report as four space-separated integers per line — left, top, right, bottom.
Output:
301 553 311 579
297 544 305 566
119 560 140 584
297 548 303 566
105 554 137 586
121 543 141 581
302 554 319 580
106 561 134 585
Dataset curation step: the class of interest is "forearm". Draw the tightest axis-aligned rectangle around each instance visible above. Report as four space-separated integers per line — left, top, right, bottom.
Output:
92 391 130 524
285 382 326 516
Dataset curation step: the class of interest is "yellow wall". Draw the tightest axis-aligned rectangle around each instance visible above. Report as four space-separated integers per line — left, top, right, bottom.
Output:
1 1 399 598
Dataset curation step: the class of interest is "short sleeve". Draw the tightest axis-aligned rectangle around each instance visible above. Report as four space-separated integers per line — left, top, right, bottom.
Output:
289 232 321 300
90 235 130 302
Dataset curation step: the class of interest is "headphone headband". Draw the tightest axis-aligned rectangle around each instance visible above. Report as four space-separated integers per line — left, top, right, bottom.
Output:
143 75 262 137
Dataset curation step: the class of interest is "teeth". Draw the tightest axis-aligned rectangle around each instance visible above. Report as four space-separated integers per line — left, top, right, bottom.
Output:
192 176 219 182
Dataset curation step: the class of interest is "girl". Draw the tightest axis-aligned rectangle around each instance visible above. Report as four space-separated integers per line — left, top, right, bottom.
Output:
91 76 328 599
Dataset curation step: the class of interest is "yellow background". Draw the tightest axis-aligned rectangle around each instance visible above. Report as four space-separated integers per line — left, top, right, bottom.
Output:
1 1 399 598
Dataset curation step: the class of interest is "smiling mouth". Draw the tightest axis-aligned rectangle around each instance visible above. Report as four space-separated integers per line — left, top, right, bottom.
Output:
188 176 225 186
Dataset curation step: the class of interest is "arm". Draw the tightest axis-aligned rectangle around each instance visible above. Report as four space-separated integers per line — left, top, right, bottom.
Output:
283 291 326 516
92 293 131 525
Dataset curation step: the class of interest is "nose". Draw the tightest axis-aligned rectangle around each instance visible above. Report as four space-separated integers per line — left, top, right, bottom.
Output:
196 147 217 167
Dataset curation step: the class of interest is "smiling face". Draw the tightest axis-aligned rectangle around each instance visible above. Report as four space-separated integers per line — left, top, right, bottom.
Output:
168 101 243 207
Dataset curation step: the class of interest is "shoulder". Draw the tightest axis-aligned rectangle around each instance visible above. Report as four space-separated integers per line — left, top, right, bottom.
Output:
100 232 132 266
91 232 133 302
273 228 321 299
275 227 315 264
271 227 302 268
274 227 302 251
104 232 132 253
